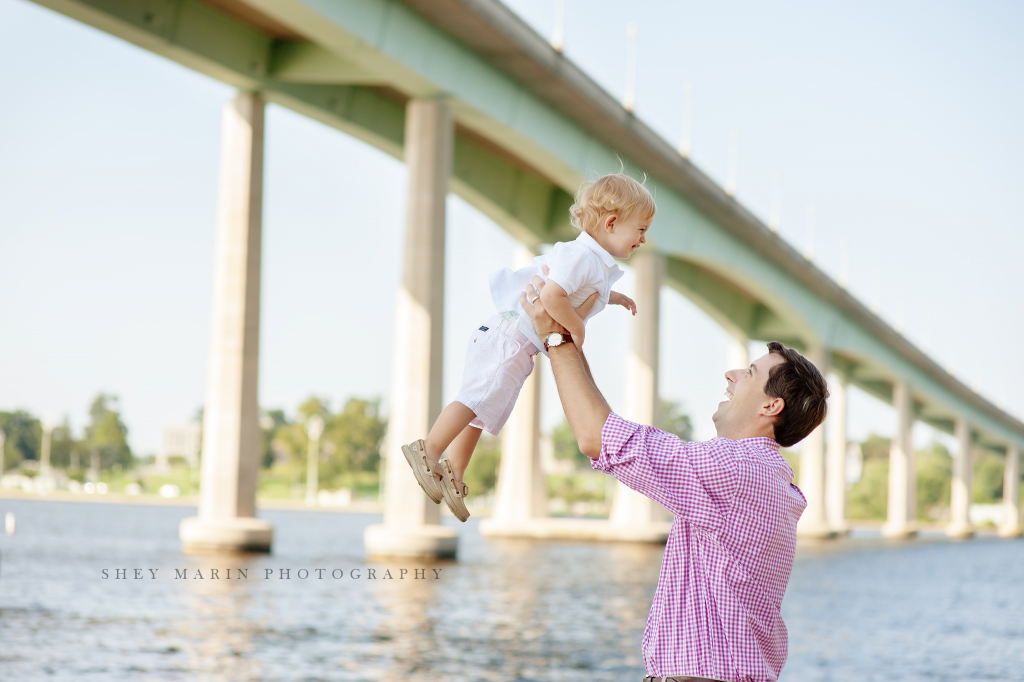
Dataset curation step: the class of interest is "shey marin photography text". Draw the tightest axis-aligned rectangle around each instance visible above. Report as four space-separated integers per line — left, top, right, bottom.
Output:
100 567 444 580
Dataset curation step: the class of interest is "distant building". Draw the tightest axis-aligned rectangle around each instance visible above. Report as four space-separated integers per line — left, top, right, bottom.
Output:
158 422 202 473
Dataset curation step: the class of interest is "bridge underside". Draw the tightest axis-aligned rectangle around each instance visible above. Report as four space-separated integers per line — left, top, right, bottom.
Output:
31 0 1024 455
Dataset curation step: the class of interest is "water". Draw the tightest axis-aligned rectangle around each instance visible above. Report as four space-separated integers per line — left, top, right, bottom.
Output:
0 499 1021 682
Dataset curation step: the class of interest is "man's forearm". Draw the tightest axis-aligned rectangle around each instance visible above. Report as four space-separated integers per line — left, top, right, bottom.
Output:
547 344 611 459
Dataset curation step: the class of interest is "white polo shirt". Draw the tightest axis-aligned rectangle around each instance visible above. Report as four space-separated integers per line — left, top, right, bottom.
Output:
488 231 625 355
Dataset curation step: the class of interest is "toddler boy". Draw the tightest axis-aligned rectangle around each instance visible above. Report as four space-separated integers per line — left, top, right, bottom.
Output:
402 174 656 521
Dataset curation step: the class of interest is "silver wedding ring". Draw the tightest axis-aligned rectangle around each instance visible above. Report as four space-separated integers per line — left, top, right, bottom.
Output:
528 295 539 305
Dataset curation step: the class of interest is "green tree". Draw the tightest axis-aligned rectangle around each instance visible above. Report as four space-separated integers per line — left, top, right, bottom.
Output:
85 394 132 470
260 409 289 469
462 435 501 497
846 434 891 520
0 410 41 470
916 443 952 520
974 452 1004 504
661 400 694 441
552 418 588 470
320 398 387 485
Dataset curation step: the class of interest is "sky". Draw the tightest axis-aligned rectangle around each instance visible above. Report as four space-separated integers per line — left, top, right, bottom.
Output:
1 0 1022 454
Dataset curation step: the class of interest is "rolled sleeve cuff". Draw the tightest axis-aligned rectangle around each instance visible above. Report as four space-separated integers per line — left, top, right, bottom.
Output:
591 412 643 473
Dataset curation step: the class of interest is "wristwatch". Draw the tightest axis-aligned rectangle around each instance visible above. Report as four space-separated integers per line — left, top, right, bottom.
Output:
544 332 572 351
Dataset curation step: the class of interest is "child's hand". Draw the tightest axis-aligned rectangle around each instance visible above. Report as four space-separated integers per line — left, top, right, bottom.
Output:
609 291 637 316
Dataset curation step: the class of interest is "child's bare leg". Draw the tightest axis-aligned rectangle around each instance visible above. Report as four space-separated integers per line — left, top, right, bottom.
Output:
425 401 476 464
446 425 483 481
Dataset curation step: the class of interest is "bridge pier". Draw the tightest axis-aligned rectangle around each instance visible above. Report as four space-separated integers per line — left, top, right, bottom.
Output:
825 374 849 534
882 380 916 538
180 92 272 553
1000 445 1022 538
479 248 550 536
797 349 835 538
364 98 458 559
946 418 974 539
610 252 672 534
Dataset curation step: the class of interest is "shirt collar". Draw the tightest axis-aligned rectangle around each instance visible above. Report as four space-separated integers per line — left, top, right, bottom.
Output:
575 230 618 268
736 436 781 451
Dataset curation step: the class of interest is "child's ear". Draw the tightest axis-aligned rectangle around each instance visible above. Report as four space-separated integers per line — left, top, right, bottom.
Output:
604 214 617 232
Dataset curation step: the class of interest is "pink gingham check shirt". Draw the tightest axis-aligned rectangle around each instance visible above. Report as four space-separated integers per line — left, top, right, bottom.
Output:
592 413 807 682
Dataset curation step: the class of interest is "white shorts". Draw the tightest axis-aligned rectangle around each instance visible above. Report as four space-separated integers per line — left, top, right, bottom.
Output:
453 314 540 435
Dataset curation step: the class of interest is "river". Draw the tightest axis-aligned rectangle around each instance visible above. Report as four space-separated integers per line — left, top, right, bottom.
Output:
0 498 1021 681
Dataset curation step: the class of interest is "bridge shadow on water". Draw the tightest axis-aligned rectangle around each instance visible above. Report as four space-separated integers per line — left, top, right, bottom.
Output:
0 498 1022 681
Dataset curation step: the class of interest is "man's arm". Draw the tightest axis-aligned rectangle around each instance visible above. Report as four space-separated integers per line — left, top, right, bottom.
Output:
519 282 608 459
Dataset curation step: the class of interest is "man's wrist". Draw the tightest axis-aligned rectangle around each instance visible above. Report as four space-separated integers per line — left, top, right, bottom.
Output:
543 332 573 352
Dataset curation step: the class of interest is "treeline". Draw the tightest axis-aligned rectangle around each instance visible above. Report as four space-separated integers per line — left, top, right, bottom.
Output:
0 394 131 473
846 436 1008 521
259 396 387 490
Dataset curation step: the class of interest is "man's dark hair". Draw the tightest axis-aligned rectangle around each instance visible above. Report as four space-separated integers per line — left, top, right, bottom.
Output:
764 341 830 447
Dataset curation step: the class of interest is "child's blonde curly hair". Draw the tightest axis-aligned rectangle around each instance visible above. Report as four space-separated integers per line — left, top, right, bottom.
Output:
569 173 656 235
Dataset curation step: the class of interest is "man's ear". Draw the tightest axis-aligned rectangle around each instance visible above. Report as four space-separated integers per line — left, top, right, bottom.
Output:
761 396 785 418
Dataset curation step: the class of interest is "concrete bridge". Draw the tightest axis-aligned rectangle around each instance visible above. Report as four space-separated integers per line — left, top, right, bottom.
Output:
31 0 1024 555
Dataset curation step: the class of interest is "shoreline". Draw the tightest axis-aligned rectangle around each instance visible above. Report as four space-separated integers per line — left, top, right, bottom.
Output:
0 491 1009 537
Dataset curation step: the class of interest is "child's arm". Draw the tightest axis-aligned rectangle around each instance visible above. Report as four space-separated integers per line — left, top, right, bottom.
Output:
540 280 586 349
609 291 637 316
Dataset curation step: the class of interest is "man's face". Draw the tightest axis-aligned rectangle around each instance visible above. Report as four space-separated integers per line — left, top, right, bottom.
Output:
712 352 786 438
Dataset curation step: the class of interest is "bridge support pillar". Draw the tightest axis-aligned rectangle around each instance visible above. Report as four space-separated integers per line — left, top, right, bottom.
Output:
480 248 549 536
180 92 272 553
1000 445 1022 538
946 418 974 539
364 98 457 559
825 375 849 534
882 380 916 538
610 252 672 530
797 349 835 538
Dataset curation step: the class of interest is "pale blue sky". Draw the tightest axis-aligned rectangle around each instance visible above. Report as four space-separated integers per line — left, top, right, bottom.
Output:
0 0 1021 453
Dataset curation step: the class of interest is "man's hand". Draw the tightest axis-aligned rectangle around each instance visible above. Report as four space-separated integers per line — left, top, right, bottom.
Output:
519 274 598 341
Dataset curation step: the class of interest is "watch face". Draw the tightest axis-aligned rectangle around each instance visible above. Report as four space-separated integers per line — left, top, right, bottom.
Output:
547 333 564 346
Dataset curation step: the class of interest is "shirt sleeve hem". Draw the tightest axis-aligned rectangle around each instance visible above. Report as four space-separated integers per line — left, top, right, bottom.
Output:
591 413 642 473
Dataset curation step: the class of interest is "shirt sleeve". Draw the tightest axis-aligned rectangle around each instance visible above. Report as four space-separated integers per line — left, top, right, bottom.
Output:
544 242 593 297
592 413 737 533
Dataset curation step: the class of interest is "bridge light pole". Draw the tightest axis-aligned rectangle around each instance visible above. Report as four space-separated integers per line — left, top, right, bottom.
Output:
679 83 693 159
550 0 565 52
623 24 638 112
305 414 324 507
803 206 815 261
725 131 738 196
769 172 782 232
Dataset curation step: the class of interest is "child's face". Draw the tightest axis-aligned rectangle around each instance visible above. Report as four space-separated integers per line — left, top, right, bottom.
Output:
600 212 652 259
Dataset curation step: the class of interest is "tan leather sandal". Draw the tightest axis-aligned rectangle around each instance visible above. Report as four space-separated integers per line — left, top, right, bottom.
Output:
437 455 470 522
401 440 442 504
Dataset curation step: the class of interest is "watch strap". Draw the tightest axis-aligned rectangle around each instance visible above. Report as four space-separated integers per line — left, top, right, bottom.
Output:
544 333 572 351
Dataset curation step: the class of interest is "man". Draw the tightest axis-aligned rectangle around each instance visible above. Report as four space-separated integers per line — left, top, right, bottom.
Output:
520 277 829 682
